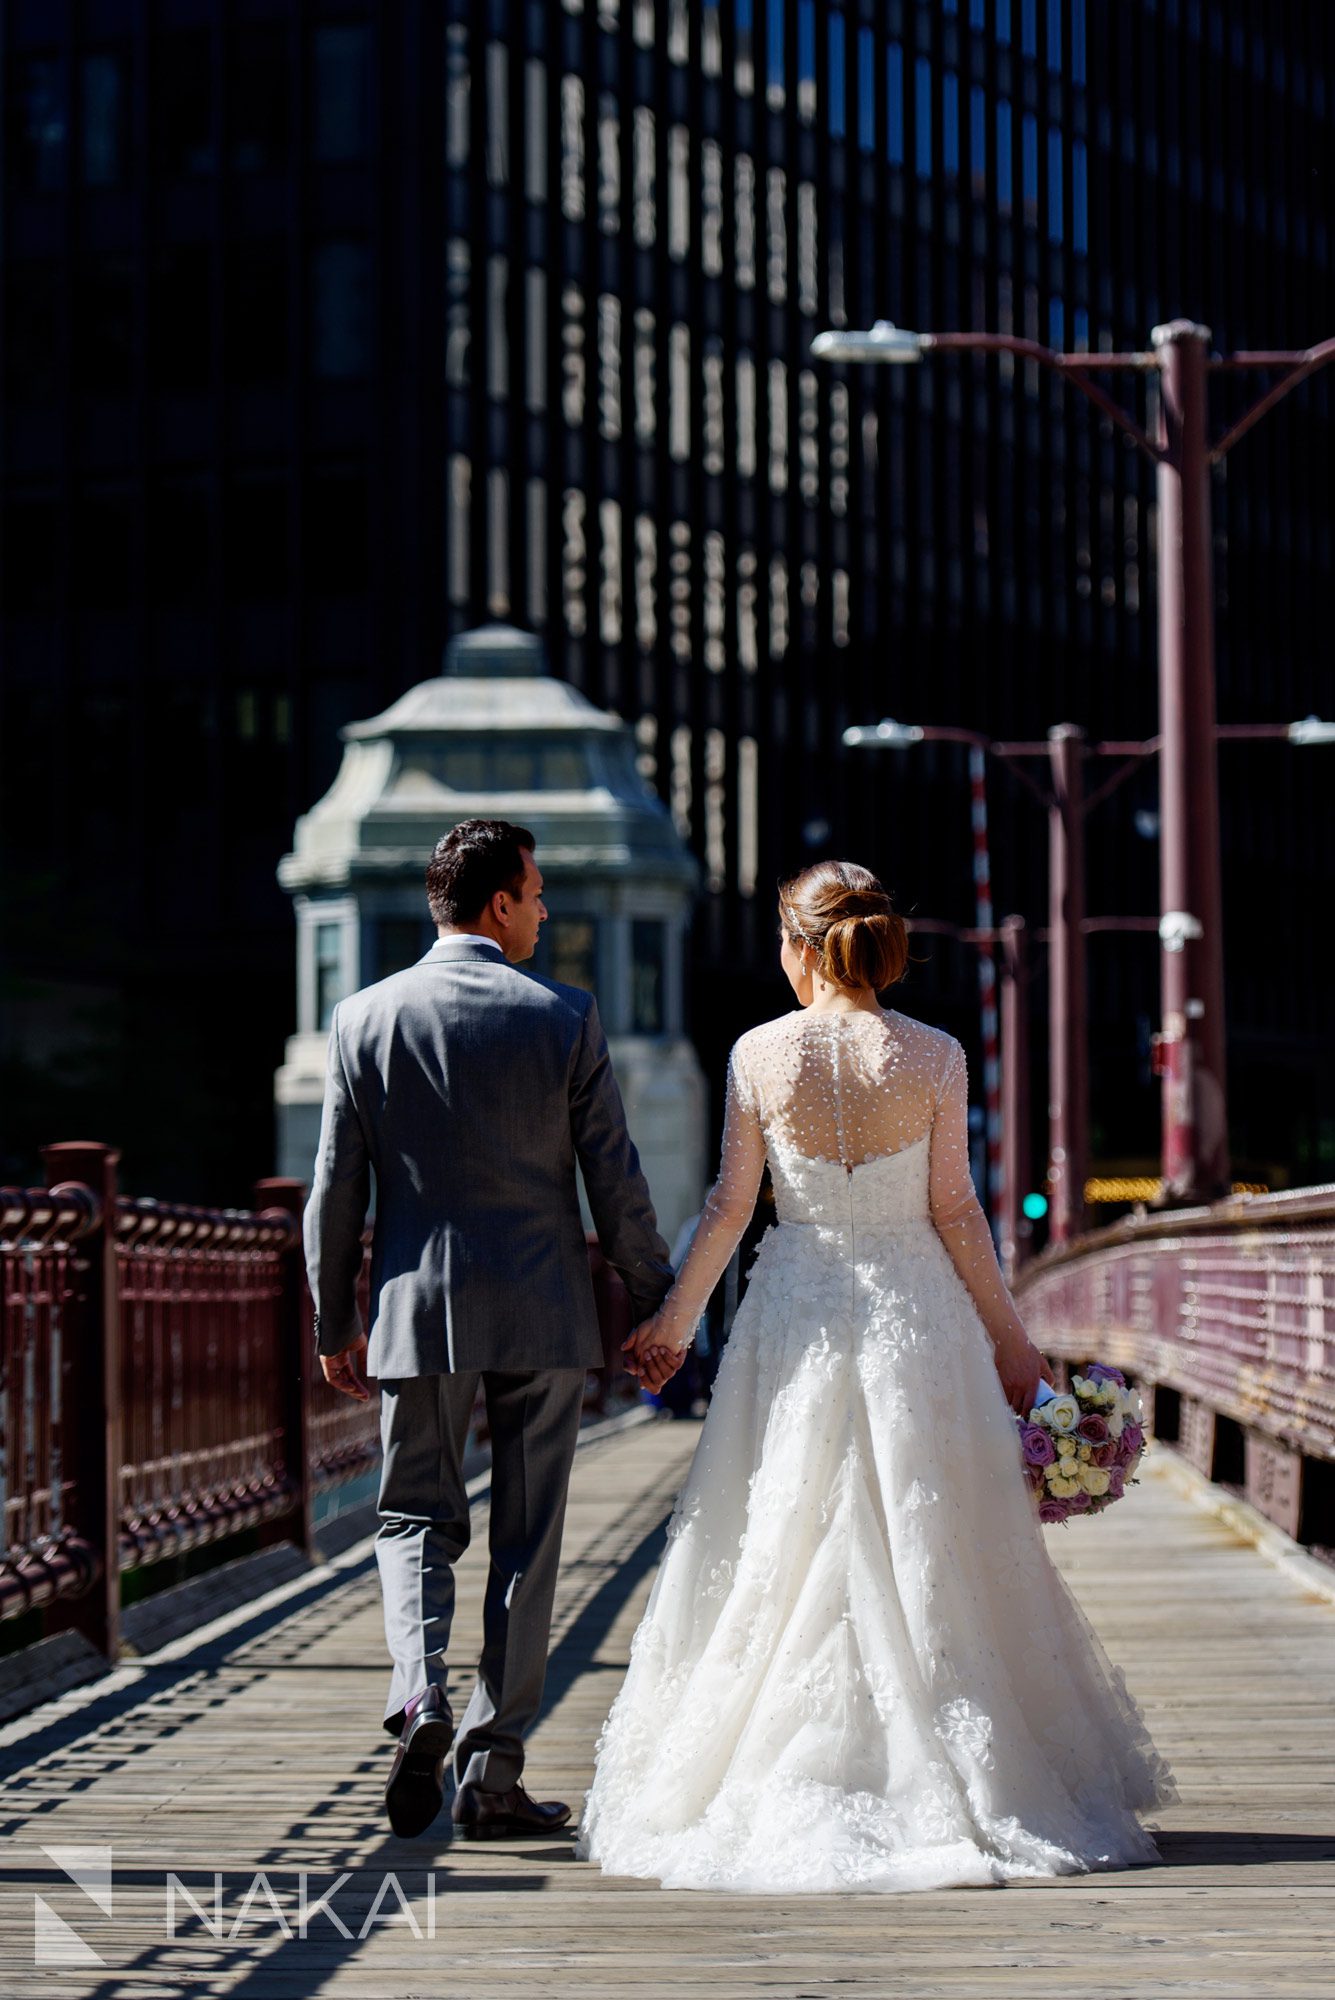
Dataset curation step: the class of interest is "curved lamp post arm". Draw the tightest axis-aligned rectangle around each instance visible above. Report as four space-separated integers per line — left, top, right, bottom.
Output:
1208 336 1335 463
918 332 1164 464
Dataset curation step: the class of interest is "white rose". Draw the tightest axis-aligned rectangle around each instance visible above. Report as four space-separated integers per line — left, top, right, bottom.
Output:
1045 1394 1081 1434
1049 1474 1080 1497
1080 1465 1111 1496
1107 1410 1125 1439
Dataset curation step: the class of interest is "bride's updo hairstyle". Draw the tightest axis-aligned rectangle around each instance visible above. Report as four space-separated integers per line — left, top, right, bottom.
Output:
779 860 909 993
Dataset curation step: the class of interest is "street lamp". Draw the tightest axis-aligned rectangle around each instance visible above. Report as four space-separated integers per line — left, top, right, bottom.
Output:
810 321 925 365
817 316 1335 1206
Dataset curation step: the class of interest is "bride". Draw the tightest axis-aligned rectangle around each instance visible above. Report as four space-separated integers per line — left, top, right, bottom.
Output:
578 859 1176 1893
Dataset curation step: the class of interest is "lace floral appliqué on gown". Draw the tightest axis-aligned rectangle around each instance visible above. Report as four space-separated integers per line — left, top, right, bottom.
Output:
578 1008 1177 1893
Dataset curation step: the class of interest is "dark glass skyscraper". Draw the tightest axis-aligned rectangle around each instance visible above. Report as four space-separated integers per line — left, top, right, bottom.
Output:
3 1 1333 1200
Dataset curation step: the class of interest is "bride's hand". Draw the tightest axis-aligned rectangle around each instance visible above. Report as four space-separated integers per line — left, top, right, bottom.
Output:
994 1331 1053 1416
623 1314 687 1392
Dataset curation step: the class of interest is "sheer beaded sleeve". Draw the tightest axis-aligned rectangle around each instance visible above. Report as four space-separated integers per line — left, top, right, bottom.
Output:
649 1045 768 1350
928 1040 1029 1353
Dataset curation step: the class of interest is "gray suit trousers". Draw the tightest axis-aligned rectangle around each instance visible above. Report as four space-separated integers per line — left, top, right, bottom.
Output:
375 1367 586 1793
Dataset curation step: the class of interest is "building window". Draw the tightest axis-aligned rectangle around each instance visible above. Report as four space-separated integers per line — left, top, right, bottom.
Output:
1072 139 1088 253
230 480 288 599
943 72 960 178
75 494 133 609
2 500 60 613
377 919 427 978
1022 111 1040 222
1045 0 1062 70
313 25 371 163
79 260 134 395
156 32 214 177
798 0 817 110
314 921 345 1029
149 484 212 604
1071 0 1086 84
1047 127 1063 241
82 52 127 187
827 14 845 139
631 920 666 1034
886 44 904 166
914 59 932 179
232 28 289 174
996 99 1013 209
312 243 371 379
858 27 876 154
542 918 598 994
307 476 370 593
9 57 67 191
231 241 289 383
6 263 60 406
152 246 212 392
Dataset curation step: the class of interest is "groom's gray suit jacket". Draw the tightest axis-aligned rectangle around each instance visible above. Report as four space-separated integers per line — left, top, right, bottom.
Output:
304 936 674 1377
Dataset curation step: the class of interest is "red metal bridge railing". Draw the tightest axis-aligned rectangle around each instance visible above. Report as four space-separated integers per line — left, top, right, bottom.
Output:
0 1147 382 1660
1015 1182 1335 1551
2 1145 636 1663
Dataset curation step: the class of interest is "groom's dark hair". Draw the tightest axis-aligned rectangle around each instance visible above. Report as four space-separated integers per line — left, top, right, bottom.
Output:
427 819 538 926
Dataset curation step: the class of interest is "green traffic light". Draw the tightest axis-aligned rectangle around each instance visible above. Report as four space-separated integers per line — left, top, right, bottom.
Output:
1022 1192 1049 1221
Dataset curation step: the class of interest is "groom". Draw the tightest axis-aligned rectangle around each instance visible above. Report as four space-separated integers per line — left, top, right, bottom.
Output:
305 818 675 1840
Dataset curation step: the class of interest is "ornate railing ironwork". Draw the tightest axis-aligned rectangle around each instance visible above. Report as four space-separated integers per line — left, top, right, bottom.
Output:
0 1147 381 1658
0 1182 104 1623
1015 1183 1335 1549
2 1145 635 1663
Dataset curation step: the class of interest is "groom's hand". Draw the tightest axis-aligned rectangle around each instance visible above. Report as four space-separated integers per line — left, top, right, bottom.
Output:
637 1343 686 1393
320 1332 371 1401
622 1316 686 1394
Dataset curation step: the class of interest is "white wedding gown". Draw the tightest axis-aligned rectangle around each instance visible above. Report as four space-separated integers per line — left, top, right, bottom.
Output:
578 1007 1177 1892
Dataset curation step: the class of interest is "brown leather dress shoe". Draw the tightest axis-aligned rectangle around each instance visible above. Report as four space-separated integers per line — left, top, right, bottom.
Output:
451 1780 572 1840
385 1686 455 1839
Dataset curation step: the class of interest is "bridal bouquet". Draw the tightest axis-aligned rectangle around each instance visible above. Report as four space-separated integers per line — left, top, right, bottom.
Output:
1018 1367 1147 1526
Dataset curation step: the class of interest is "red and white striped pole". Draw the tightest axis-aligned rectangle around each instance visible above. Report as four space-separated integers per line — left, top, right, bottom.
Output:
968 745 1002 1235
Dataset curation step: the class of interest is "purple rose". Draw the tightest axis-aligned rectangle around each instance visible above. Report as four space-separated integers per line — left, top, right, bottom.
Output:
1119 1422 1145 1460
1107 1466 1126 1499
1038 1498 1069 1525
1076 1413 1110 1445
1091 1441 1118 1469
1086 1363 1126 1387
1020 1424 1057 1467
1023 1460 1045 1491
1067 1489 1093 1513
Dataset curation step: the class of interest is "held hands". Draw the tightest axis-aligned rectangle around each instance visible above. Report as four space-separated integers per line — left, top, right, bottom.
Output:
622 1311 689 1395
320 1332 371 1402
994 1330 1054 1416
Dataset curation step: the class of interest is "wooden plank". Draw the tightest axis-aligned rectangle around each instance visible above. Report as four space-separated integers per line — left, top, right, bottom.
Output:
1 1421 1333 1997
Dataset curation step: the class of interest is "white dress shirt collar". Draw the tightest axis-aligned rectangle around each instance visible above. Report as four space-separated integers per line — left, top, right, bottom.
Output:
436 931 505 955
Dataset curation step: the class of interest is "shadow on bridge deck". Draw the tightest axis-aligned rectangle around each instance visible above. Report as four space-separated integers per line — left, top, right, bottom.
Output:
1 1416 1334 1999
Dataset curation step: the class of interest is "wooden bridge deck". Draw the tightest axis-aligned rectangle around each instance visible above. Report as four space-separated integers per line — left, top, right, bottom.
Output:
2 1412 1334 1999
